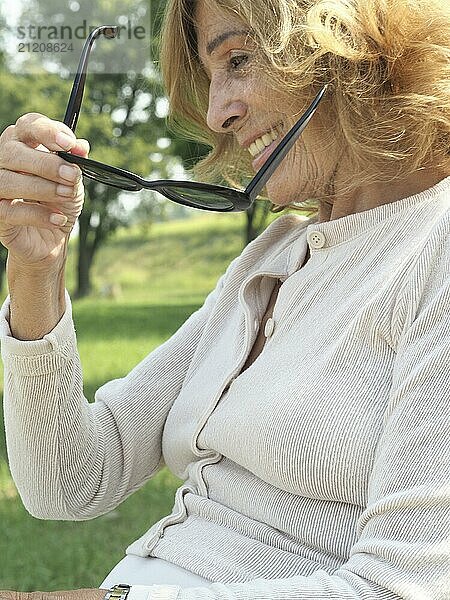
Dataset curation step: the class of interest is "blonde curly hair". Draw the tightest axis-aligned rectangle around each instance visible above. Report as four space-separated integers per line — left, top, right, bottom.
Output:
159 0 450 204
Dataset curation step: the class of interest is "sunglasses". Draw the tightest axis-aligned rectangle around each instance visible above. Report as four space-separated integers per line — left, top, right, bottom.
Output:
58 25 327 213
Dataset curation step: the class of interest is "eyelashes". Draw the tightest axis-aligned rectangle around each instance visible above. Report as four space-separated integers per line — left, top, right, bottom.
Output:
199 51 253 80
228 53 250 71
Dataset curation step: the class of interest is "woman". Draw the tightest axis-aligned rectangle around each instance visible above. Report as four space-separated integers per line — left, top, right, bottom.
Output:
0 0 449 599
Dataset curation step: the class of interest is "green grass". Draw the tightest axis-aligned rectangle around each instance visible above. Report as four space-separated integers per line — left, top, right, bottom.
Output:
66 213 248 305
0 212 248 591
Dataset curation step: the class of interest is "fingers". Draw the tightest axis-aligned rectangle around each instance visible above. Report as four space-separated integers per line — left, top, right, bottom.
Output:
0 112 89 188
0 172 84 231
0 169 79 204
0 114 87 233
11 113 77 152
27 589 105 600
0 199 67 231
0 139 82 187
0 591 29 600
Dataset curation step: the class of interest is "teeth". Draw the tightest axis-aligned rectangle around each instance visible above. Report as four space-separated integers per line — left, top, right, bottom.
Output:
248 128 281 158
248 143 259 157
255 138 265 152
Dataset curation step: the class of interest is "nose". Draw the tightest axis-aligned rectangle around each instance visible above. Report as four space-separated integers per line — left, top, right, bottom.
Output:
206 77 247 133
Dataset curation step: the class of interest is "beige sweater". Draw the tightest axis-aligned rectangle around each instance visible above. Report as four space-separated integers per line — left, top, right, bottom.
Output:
1 178 450 600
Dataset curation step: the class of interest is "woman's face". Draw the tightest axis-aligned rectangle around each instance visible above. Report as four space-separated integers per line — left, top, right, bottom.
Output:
194 0 337 206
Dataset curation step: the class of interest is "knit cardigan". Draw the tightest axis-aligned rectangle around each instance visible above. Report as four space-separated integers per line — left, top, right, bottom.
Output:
1 178 450 600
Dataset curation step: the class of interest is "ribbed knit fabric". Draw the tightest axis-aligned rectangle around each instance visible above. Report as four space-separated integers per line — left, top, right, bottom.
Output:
1 178 450 600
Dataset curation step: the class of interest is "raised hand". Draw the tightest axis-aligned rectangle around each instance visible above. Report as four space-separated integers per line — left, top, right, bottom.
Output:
0 112 89 267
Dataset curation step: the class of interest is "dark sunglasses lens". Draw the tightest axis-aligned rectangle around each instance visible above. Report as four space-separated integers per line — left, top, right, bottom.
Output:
81 164 140 191
161 186 236 211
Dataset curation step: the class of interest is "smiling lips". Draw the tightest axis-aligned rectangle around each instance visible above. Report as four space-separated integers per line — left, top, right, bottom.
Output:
247 125 283 158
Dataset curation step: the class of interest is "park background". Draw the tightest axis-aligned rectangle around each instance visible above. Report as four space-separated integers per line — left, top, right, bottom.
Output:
0 0 305 590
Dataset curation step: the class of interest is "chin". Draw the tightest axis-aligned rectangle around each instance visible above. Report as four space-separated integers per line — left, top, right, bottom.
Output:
266 179 310 208
265 165 327 208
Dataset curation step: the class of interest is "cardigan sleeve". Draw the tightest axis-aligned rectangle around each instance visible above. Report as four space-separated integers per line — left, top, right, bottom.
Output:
0 265 230 522
123 235 450 599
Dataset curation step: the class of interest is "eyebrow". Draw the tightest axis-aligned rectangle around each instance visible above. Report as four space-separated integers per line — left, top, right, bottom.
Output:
206 29 249 55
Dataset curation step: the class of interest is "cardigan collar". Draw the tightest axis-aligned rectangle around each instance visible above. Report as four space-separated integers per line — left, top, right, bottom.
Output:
257 175 450 281
304 175 450 250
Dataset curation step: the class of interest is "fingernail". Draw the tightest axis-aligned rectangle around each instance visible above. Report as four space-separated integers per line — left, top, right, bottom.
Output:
57 184 75 197
50 214 68 226
56 131 75 150
59 165 79 182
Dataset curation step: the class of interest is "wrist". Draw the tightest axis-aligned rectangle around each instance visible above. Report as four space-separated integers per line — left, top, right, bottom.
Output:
6 255 67 341
103 584 131 600
7 250 66 280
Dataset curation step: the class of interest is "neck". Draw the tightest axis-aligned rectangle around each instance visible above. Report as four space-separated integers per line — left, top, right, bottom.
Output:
318 168 448 222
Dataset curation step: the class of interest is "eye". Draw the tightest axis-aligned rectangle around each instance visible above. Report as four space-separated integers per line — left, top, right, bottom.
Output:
229 53 249 70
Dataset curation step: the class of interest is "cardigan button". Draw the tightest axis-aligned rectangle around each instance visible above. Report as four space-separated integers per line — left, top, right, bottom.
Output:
264 318 275 338
307 230 326 249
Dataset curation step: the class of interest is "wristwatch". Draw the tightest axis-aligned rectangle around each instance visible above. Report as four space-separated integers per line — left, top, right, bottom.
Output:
104 583 131 600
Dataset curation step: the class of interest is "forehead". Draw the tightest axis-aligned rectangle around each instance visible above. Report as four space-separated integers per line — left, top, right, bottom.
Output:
194 0 249 57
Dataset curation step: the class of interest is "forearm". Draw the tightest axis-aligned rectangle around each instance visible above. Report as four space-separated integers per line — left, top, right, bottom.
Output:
1 296 97 520
7 251 66 341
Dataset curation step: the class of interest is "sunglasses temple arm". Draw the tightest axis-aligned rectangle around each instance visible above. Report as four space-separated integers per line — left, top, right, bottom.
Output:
63 70 87 132
244 85 327 201
63 25 118 132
